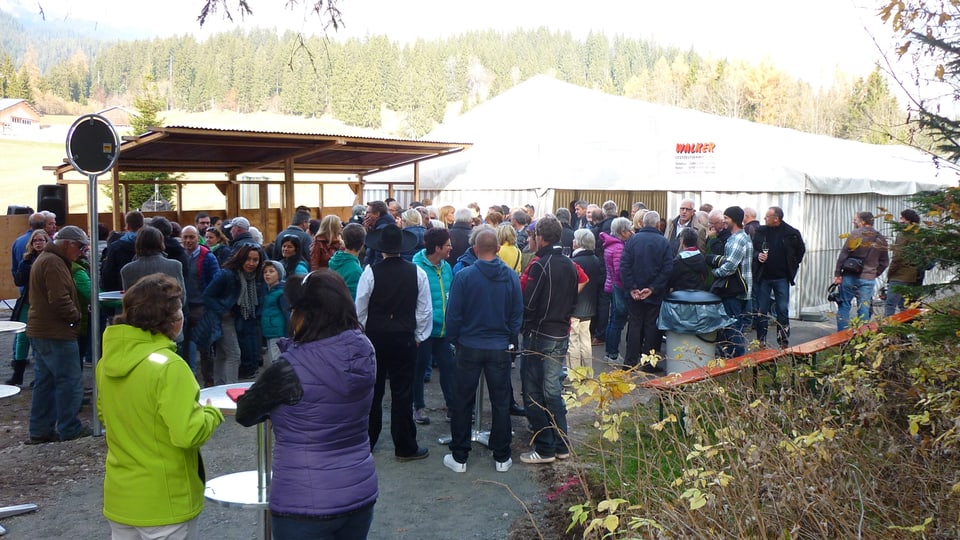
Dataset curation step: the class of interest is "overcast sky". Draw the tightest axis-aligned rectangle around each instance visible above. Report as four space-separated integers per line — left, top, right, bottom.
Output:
2 0 896 89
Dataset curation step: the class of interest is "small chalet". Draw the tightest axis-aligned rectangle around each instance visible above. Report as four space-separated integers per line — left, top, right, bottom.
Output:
0 98 41 135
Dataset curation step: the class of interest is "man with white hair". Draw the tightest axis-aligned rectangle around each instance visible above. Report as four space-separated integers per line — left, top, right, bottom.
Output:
26 225 90 443
447 208 474 266
620 211 673 371
43 210 58 237
665 198 696 253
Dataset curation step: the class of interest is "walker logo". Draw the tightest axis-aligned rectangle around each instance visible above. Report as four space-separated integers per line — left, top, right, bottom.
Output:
676 142 716 153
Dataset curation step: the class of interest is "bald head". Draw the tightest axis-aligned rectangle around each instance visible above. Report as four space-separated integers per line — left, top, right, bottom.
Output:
474 229 500 260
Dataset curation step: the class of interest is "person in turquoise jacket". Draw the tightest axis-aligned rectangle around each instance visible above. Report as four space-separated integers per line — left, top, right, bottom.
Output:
97 273 224 538
328 223 365 300
411 227 456 425
262 260 291 364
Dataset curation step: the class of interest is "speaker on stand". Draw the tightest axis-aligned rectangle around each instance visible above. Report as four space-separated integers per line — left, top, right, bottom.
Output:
37 185 67 227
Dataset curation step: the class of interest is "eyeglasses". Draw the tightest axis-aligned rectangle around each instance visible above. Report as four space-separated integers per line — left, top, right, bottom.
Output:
31 238 47 244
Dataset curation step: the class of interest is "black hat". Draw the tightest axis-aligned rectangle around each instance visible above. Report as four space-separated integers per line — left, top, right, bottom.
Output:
364 224 418 255
901 209 920 224
724 206 744 228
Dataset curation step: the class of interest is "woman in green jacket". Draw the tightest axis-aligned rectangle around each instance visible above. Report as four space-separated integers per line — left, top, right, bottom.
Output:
97 273 224 538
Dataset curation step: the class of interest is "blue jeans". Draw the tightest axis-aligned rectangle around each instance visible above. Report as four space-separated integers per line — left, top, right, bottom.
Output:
271 504 374 540
449 345 513 463
604 286 629 358
413 336 456 410
520 333 569 457
718 298 747 358
29 337 83 440
756 278 791 345
837 276 876 331
884 280 910 317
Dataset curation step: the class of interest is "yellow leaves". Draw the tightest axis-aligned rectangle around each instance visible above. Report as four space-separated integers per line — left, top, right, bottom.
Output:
935 64 946 80
908 410 930 436
599 370 636 400
847 236 863 250
887 516 933 532
596 498 629 513
650 413 678 432
680 487 709 510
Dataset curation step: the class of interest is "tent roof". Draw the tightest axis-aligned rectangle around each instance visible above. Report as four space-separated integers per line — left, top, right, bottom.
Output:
408 76 956 195
47 125 470 177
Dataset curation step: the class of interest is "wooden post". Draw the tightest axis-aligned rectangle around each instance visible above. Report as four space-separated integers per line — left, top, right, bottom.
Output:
283 158 295 226
226 173 239 218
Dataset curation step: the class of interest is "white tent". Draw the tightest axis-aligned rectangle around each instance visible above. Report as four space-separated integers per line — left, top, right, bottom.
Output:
369 75 957 319
382 75 953 197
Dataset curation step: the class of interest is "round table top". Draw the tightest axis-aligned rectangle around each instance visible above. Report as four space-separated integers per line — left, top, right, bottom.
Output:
98 291 124 301
0 321 26 334
0 384 22 399
205 470 269 509
199 382 253 414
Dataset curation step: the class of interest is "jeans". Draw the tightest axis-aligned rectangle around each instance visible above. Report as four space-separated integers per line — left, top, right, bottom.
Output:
718 297 747 358
520 333 569 457
14 300 29 361
214 314 241 385
449 345 513 463
756 278 791 345
604 286 629 358
368 332 419 457
624 301 662 367
29 337 83 440
837 276 876 331
271 504 374 540
884 280 910 317
413 336 455 410
236 315 261 376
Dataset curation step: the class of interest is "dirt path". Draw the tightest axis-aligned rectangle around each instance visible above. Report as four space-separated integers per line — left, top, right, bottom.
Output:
0 323 572 539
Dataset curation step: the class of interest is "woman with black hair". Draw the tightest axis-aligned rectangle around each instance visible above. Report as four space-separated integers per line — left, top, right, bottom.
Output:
237 270 378 540
193 244 266 384
278 234 309 277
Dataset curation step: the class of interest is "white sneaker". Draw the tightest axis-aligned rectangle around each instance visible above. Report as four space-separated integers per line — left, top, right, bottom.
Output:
520 450 556 464
443 453 466 473
496 458 513 472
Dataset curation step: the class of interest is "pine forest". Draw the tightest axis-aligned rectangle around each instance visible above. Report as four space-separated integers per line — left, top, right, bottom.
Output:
0 11 905 143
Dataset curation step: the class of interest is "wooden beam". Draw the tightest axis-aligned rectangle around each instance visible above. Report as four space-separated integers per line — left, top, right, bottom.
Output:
226 173 239 218
283 158 295 228
227 140 342 176
413 161 420 202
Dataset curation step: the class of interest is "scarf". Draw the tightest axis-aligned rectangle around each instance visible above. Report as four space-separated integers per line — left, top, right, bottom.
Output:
237 270 259 320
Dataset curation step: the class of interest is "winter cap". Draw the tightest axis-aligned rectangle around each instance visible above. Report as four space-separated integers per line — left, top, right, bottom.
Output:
55 225 90 246
264 259 286 280
724 206 744 228
225 217 250 230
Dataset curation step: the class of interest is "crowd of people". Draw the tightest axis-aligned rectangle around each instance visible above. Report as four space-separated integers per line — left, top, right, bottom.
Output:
4 195 926 539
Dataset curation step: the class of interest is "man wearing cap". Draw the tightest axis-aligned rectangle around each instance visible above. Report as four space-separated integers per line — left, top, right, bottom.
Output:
225 217 259 249
356 224 433 461
885 209 923 316
712 206 754 358
26 225 91 444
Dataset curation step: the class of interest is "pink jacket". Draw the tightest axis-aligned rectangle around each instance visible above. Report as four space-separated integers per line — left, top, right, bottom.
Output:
600 232 625 293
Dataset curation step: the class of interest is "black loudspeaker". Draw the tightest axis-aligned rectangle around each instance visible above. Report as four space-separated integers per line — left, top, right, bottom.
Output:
6 205 33 215
37 185 67 226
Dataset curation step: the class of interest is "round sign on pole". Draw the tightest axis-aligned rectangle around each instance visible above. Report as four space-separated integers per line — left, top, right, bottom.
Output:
65 114 120 176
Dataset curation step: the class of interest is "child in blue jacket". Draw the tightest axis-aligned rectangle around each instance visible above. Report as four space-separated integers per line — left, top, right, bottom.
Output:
261 260 291 364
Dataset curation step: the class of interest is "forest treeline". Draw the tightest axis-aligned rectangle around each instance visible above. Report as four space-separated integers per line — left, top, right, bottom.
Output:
0 11 905 142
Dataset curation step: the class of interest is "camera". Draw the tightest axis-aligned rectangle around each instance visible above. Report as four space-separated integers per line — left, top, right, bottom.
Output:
827 283 841 304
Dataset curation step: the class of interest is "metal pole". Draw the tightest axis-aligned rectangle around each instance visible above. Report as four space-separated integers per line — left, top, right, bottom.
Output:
256 419 272 540
88 173 103 436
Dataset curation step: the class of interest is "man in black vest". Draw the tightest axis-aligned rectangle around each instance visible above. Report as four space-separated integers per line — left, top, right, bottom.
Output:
356 224 433 461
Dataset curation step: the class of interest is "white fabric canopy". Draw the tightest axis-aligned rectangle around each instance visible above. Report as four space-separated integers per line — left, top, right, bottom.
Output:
382 76 955 194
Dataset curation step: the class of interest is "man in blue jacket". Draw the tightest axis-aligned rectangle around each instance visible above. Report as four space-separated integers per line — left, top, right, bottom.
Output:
444 228 523 473
620 210 674 371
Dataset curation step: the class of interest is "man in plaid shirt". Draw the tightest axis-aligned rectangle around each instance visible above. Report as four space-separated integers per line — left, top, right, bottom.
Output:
713 206 753 358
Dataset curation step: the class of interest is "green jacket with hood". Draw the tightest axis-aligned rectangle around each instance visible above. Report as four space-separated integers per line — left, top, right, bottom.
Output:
96 324 224 527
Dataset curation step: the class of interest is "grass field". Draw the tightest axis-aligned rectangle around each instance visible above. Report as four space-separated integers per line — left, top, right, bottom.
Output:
0 137 67 211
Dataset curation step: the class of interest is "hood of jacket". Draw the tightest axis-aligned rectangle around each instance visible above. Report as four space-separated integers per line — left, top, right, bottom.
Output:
328 249 357 272
100 324 176 378
456 246 478 267
473 257 514 283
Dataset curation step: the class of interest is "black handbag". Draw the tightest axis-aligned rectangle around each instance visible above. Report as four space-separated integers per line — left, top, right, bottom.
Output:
841 256 864 275
710 267 746 298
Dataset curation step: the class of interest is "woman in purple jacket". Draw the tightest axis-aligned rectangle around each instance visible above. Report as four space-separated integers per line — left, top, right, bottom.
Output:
236 269 378 540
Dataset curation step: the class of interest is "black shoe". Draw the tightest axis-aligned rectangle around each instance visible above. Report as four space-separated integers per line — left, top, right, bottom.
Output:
238 370 258 380
510 403 526 416
396 447 430 462
61 425 93 442
26 434 58 445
